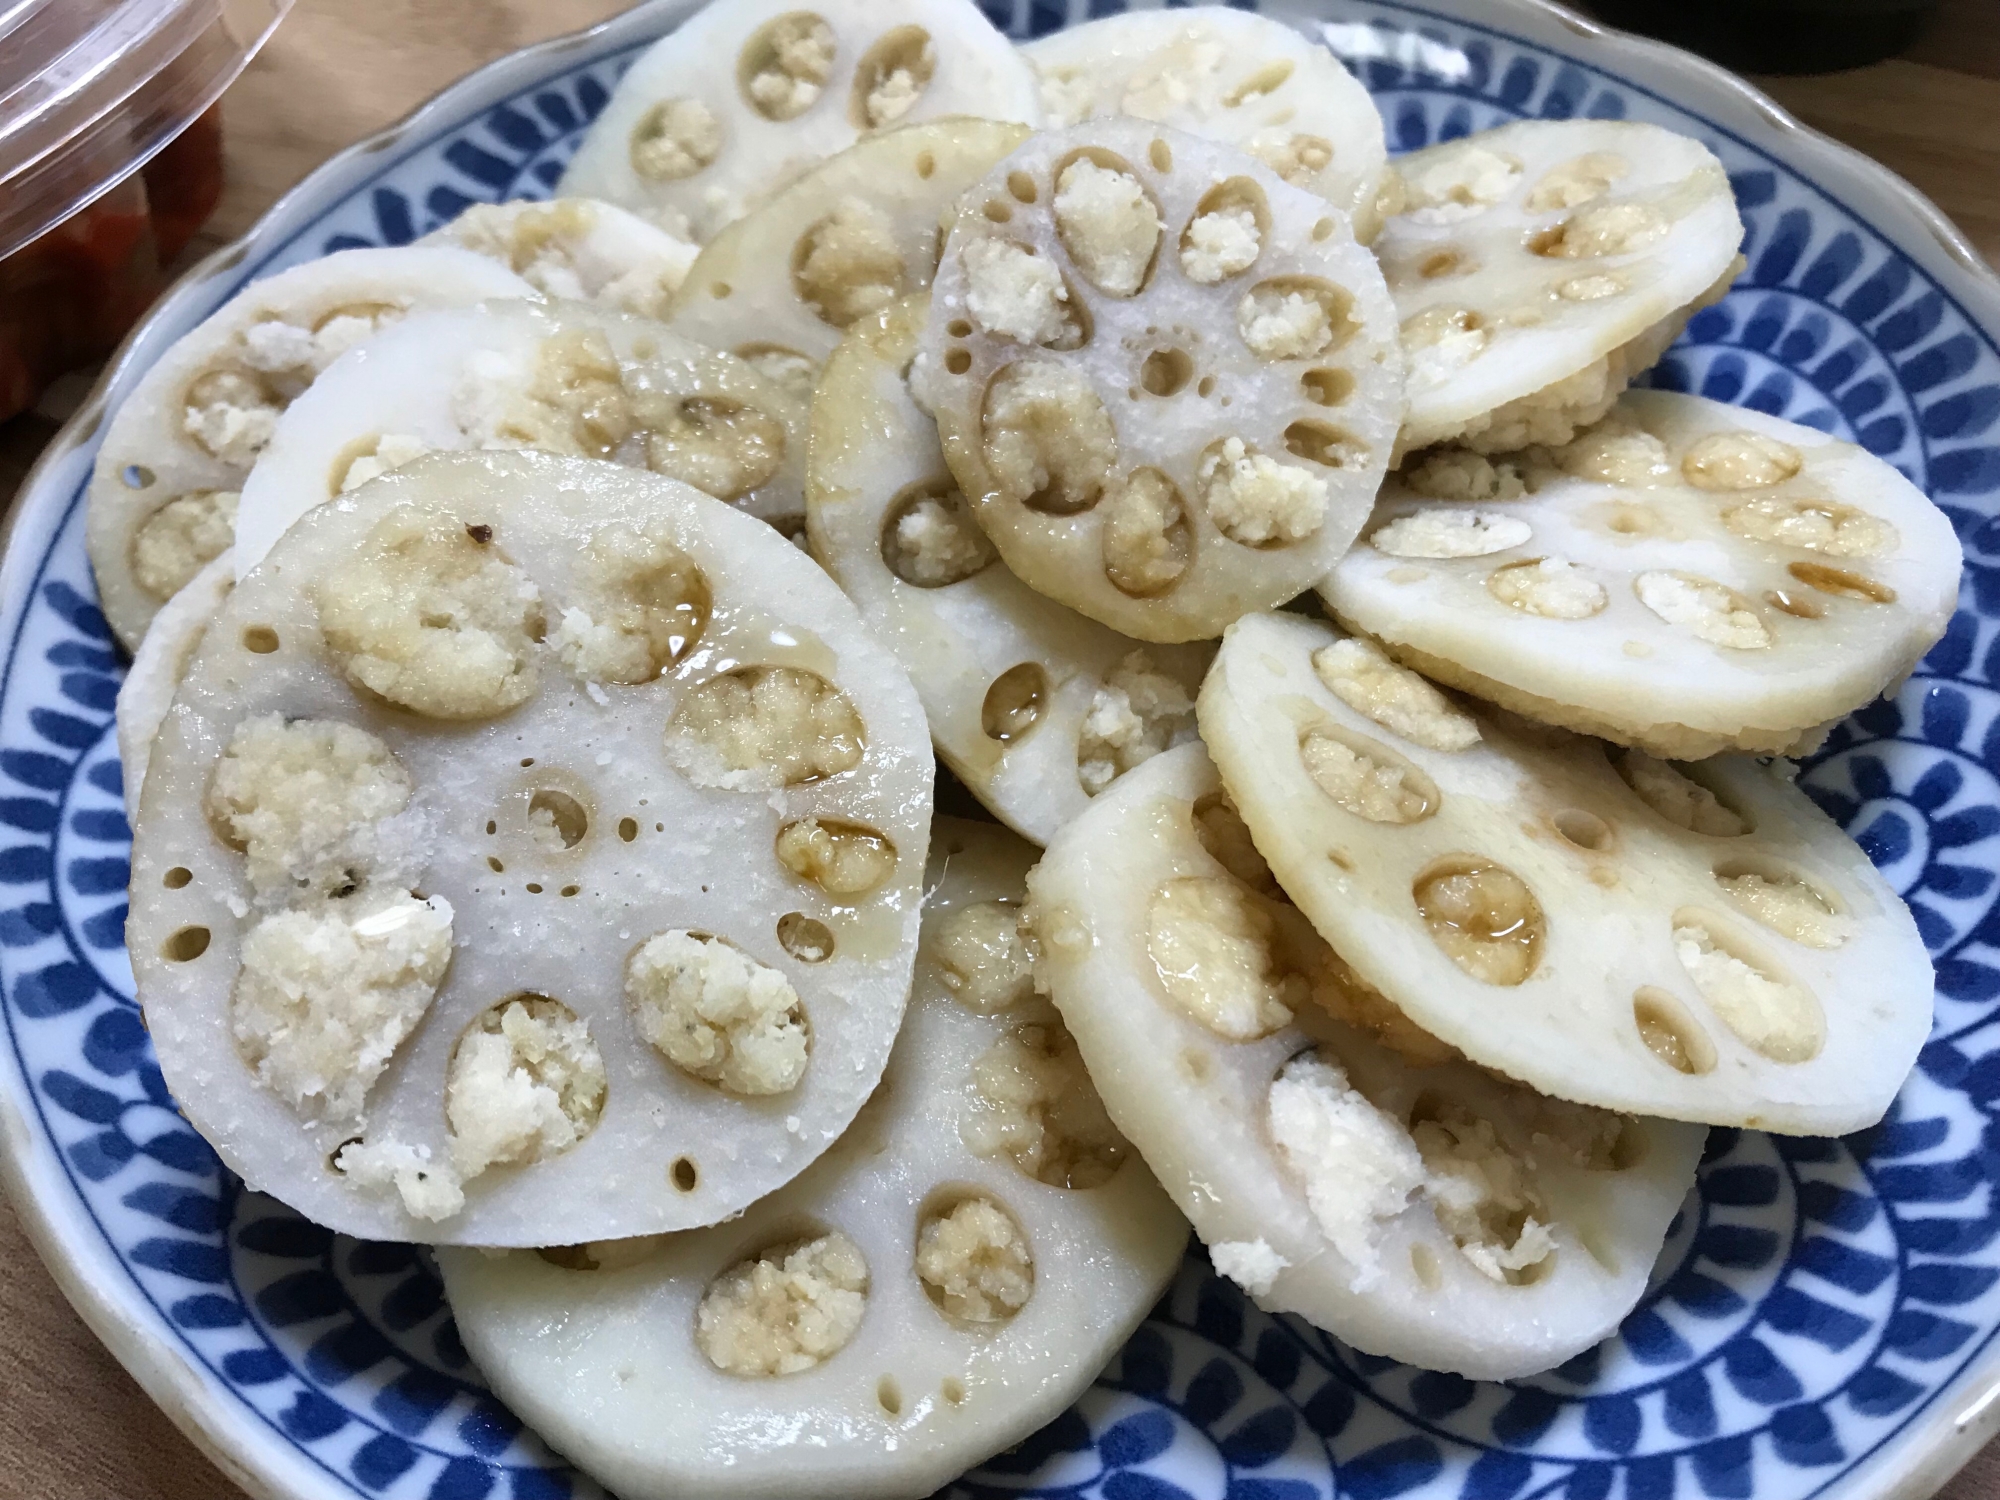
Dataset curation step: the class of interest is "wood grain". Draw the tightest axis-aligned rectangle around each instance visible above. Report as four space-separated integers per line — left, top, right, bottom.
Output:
2 2 2000 1497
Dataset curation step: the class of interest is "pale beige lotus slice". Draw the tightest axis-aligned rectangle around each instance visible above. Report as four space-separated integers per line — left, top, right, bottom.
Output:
669 117 1030 403
912 120 1403 643
558 0 1038 244
1197 611 1933 1135
1025 5 1391 240
1322 390 1963 757
1027 742 1704 1379
438 818 1185 1500
1379 119 1744 456
808 297 1209 843
86 246 535 650
234 298 810 570
128 450 933 1245
421 196 699 319
117 552 233 815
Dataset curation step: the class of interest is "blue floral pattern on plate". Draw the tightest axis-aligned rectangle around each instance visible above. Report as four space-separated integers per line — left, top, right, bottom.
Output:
6 2 2000 1498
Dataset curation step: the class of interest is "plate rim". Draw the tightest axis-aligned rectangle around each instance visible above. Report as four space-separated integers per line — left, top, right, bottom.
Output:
5 0 1999 1496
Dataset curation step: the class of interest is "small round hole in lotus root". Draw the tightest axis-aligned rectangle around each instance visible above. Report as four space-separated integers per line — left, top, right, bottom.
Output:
982 664 1047 743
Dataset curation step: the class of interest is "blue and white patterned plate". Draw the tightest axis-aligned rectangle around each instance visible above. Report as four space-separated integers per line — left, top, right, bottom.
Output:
9 1 2000 1496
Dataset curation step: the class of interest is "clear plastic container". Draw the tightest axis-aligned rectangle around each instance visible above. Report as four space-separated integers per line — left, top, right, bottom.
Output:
0 0 292 419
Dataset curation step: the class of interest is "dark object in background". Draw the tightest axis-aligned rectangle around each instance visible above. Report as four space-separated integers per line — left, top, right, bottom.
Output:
0 110 226 425
1586 0 1941 74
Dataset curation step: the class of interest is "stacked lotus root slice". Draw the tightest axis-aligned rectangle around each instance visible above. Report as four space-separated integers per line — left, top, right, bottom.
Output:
89 0 1970 1487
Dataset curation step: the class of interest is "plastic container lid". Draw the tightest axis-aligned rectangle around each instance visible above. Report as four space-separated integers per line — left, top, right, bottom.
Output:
0 0 293 263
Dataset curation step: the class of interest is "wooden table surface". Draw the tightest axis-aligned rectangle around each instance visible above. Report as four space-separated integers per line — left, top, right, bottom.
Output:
2 1 1999 1496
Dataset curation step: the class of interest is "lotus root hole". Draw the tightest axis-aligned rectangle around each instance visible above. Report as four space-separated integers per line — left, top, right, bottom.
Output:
775 817 898 896
979 362 1117 514
777 912 835 963
163 866 193 889
1611 750 1753 836
876 1378 903 1416
1051 148 1164 298
446 994 606 1176
672 1156 699 1192
881 479 995 587
1284 420 1367 470
738 12 836 122
1412 858 1546 986
1788 560 1896 604
962 1020 1128 1186
943 1378 967 1405
915 1190 1035 1324
981 663 1047 743
1224 60 1293 107
915 150 935 179
1299 720 1441 824
243 625 280 654
124 465 155 490
528 789 589 850
1007 170 1038 204
164 925 211 962
664 666 865 789
849 26 935 130
1139 348 1194 398
1634 985 1719 1076
1239 277 1356 361
1712 859 1851 949
1764 588 1824 620
1553 808 1613 852
1302 368 1354 406
629 99 721 182
1670 910 1825 1063
618 817 639 842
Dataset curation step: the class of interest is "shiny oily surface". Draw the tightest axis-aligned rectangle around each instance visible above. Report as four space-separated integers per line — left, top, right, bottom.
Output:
127 451 933 1244
1026 743 1704 1378
83 246 535 651
1197 611 1933 1134
1323 390 1964 758
232 296 811 567
807 296 1208 844
438 818 1187 1500
559 0 1038 243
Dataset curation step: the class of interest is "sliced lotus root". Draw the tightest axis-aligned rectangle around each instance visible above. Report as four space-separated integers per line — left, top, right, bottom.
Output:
1321 390 1963 759
557 0 1038 246
1197 611 1932 1135
668 118 1030 403
808 297 1208 842
421 196 699 319
912 120 1402 644
233 298 809 572
1379 119 1744 457
127 450 933 1244
438 818 1184 1499
118 552 235 815
1027 742 1702 1378
1024 6 1391 241
86 246 535 651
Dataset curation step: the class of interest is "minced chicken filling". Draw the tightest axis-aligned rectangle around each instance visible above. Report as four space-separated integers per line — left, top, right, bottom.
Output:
695 1231 868 1377
232 888 455 1125
626 929 810 1095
